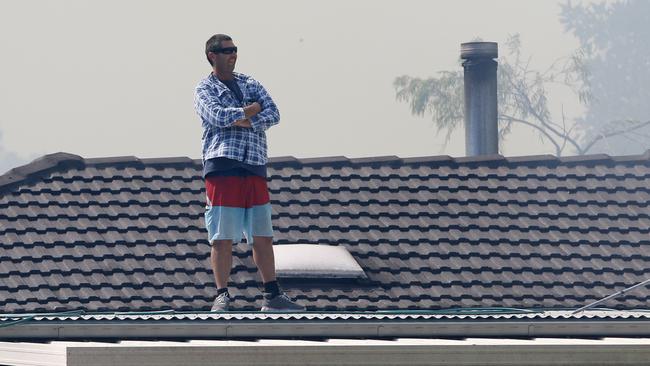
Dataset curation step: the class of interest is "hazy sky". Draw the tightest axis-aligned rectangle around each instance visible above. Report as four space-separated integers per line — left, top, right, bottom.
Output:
0 0 604 173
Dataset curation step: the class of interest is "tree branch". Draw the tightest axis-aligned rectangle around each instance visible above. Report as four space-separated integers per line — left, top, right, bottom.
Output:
500 114 562 155
506 75 583 152
559 105 568 154
581 120 650 154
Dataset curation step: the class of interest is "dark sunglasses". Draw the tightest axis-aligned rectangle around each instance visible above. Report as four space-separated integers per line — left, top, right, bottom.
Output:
212 46 238 55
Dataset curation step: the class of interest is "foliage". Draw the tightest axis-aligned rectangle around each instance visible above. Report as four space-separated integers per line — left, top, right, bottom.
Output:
394 34 592 156
395 1 650 156
560 0 650 155
394 71 464 145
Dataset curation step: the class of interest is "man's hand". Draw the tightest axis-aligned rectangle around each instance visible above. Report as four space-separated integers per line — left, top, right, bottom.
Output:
243 102 262 119
233 119 252 128
233 102 260 128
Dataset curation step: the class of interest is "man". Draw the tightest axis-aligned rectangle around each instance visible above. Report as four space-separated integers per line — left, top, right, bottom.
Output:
194 34 304 312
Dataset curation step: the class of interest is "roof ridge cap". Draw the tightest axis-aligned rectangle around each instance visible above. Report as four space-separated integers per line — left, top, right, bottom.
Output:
84 156 198 167
0 152 84 192
553 150 650 165
266 151 650 168
4 150 648 191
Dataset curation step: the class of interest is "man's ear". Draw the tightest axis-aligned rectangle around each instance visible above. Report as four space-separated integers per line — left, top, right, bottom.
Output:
208 52 217 66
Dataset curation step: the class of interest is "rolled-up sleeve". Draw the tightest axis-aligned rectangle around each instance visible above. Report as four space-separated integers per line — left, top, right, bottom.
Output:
194 86 245 128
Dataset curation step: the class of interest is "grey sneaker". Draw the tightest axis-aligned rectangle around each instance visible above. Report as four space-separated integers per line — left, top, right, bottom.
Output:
261 292 306 312
211 292 230 311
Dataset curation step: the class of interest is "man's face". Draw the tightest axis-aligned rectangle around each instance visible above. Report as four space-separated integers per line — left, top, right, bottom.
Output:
210 40 237 74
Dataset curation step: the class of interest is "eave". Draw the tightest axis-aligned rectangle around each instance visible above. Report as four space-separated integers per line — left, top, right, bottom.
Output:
2 310 650 341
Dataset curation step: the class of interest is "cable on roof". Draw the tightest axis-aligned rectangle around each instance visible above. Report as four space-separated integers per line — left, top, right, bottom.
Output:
0 310 85 329
0 310 85 319
0 315 35 329
572 278 650 314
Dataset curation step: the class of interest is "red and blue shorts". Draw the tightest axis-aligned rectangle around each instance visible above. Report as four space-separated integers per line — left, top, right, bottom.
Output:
204 173 274 245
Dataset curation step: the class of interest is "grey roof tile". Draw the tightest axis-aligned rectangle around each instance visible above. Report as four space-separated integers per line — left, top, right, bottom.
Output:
2 152 650 312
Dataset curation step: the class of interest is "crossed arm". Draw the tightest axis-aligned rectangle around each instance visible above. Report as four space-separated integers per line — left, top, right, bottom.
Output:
239 81 280 131
195 79 280 132
232 103 262 128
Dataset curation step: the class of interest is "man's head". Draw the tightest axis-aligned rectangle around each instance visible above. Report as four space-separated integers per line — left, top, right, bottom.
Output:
205 34 237 76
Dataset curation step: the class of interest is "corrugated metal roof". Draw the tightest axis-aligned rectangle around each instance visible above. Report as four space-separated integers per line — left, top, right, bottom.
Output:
4 309 650 322
2 310 650 340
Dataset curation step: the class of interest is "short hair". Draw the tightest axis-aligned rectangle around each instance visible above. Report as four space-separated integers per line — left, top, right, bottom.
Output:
205 34 232 66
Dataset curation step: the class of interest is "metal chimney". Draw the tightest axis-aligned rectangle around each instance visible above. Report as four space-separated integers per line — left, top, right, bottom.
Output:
461 42 499 156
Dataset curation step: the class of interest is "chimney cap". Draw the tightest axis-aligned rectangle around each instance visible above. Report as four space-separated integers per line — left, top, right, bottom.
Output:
461 42 498 59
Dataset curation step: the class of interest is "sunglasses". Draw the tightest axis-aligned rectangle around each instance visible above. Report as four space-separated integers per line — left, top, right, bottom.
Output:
212 46 238 55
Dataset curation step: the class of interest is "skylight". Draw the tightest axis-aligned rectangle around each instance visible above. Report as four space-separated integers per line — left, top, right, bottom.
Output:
273 244 366 279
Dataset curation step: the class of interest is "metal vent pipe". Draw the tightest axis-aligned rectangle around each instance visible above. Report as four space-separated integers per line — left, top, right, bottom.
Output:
461 42 499 156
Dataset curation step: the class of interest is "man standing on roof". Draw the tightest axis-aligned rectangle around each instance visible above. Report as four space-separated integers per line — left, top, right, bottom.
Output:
194 34 305 312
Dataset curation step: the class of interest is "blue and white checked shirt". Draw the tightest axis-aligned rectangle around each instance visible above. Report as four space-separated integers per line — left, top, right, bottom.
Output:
194 72 280 166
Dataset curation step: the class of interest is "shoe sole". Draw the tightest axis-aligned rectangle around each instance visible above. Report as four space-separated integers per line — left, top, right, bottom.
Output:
261 306 306 312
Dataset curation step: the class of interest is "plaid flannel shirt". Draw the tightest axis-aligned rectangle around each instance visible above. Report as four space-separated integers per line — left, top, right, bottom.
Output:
194 72 280 165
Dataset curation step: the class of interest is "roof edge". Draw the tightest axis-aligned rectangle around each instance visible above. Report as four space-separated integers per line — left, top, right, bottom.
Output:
0 152 84 192
84 156 199 167
2 311 650 340
3 150 649 191
0 152 202 193
268 150 650 168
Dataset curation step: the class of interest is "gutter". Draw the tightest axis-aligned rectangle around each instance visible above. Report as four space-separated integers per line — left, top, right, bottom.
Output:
2 310 650 340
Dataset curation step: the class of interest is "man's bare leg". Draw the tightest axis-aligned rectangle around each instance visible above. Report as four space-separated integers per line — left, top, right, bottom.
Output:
211 239 233 289
253 236 305 311
252 236 276 283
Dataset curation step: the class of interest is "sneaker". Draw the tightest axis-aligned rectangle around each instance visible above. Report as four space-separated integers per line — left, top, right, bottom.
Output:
261 292 306 312
211 292 230 312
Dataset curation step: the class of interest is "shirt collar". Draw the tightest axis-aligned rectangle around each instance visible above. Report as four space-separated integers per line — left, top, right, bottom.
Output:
209 72 245 96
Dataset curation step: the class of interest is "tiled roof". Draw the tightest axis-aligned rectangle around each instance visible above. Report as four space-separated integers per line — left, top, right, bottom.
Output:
1 151 649 313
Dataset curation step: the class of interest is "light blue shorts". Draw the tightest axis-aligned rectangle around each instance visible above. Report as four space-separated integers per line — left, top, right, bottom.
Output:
205 204 274 245
204 174 274 245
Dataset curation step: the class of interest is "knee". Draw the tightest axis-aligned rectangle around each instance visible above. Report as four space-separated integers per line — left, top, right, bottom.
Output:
253 236 273 248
